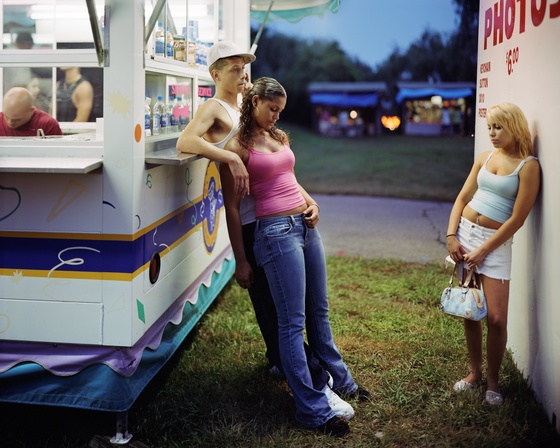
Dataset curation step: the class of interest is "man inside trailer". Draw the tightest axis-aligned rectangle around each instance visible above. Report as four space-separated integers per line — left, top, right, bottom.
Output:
0 87 62 137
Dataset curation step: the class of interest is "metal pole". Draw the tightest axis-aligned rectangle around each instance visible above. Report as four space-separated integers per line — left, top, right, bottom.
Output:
85 0 104 66
145 0 167 48
250 0 275 55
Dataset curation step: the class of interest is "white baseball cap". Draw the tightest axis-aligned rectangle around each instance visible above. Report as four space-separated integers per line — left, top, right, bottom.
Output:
207 41 256 69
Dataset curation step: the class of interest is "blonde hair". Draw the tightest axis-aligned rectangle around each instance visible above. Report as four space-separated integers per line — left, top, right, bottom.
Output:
209 55 249 77
208 57 229 76
486 103 533 158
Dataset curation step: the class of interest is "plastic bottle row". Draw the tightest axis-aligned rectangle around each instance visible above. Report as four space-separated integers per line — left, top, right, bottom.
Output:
149 21 209 69
145 95 189 137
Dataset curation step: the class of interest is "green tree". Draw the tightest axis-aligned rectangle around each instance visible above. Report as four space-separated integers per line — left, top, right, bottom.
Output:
251 28 375 125
447 0 480 80
250 1 479 125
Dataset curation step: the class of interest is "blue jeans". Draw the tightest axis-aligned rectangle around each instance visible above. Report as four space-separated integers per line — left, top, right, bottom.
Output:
254 214 357 427
242 222 329 390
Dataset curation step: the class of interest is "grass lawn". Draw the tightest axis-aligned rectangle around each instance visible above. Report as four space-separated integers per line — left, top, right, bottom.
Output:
288 124 474 202
2 259 557 447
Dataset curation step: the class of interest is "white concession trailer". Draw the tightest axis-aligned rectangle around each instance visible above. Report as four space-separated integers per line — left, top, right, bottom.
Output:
0 0 251 442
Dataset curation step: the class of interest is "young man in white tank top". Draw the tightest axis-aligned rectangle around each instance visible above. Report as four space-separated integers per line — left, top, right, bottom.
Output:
177 41 254 195
176 42 354 424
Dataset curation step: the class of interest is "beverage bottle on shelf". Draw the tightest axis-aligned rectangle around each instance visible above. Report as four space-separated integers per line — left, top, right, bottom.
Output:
167 96 178 133
166 27 173 58
154 22 165 57
144 97 151 137
156 96 167 134
176 95 188 131
187 42 196 68
152 95 164 136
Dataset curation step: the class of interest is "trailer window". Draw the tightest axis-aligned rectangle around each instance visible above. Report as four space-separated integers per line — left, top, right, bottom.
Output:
2 2 105 128
2 1 104 50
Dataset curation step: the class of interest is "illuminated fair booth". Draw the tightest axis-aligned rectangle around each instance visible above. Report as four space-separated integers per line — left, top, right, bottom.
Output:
308 82 389 137
396 81 476 136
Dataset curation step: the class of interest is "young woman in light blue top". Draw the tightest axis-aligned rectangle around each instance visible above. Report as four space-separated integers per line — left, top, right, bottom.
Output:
446 103 540 405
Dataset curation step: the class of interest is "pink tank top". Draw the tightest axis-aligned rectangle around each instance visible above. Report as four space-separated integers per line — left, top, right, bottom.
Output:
242 140 305 217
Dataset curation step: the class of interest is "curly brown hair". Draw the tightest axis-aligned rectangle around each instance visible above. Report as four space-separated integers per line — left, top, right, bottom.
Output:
238 77 290 147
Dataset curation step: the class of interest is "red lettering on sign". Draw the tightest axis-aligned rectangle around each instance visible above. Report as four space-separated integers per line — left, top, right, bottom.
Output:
479 108 487 118
518 0 528 33
505 0 516 39
493 0 505 46
170 85 190 96
484 7 493 50
484 0 559 49
532 0 546 26
552 0 560 18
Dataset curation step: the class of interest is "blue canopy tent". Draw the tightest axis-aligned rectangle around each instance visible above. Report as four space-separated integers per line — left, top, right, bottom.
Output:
310 92 379 108
396 87 475 104
307 82 388 136
395 82 476 136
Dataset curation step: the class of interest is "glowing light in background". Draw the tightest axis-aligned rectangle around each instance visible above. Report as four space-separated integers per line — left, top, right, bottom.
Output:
381 116 401 131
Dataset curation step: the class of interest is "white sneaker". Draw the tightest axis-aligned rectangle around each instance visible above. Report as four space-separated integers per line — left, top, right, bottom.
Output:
453 379 476 392
324 373 354 421
324 385 355 421
485 390 503 406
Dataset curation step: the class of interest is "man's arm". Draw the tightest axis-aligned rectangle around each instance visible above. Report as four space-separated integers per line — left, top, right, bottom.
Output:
176 100 249 196
220 139 252 289
74 81 94 122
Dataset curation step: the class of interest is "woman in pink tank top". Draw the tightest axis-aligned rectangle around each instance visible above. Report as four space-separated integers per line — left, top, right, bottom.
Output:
220 78 369 437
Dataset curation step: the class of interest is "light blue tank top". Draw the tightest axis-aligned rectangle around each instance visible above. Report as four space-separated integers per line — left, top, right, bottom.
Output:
209 98 256 225
468 151 537 223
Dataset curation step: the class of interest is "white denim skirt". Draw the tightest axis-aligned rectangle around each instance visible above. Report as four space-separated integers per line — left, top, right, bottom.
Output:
456 216 513 281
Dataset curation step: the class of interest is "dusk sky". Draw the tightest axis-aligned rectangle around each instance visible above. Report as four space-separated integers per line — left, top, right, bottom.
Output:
258 1 459 69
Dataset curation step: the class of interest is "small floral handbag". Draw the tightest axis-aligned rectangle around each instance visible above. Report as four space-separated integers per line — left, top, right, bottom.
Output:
440 262 487 321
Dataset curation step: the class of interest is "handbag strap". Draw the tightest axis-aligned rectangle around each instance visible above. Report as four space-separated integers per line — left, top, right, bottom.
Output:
462 268 475 288
447 262 478 289
447 263 458 288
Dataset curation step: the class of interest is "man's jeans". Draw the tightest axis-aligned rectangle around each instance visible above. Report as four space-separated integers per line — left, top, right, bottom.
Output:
254 214 357 426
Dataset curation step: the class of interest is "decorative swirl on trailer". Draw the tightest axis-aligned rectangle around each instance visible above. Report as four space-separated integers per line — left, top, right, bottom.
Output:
0 184 22 222
47 246 101 278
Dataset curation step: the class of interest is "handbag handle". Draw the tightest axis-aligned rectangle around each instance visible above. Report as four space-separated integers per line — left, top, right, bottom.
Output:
461 268 475 288
447 262 478 289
